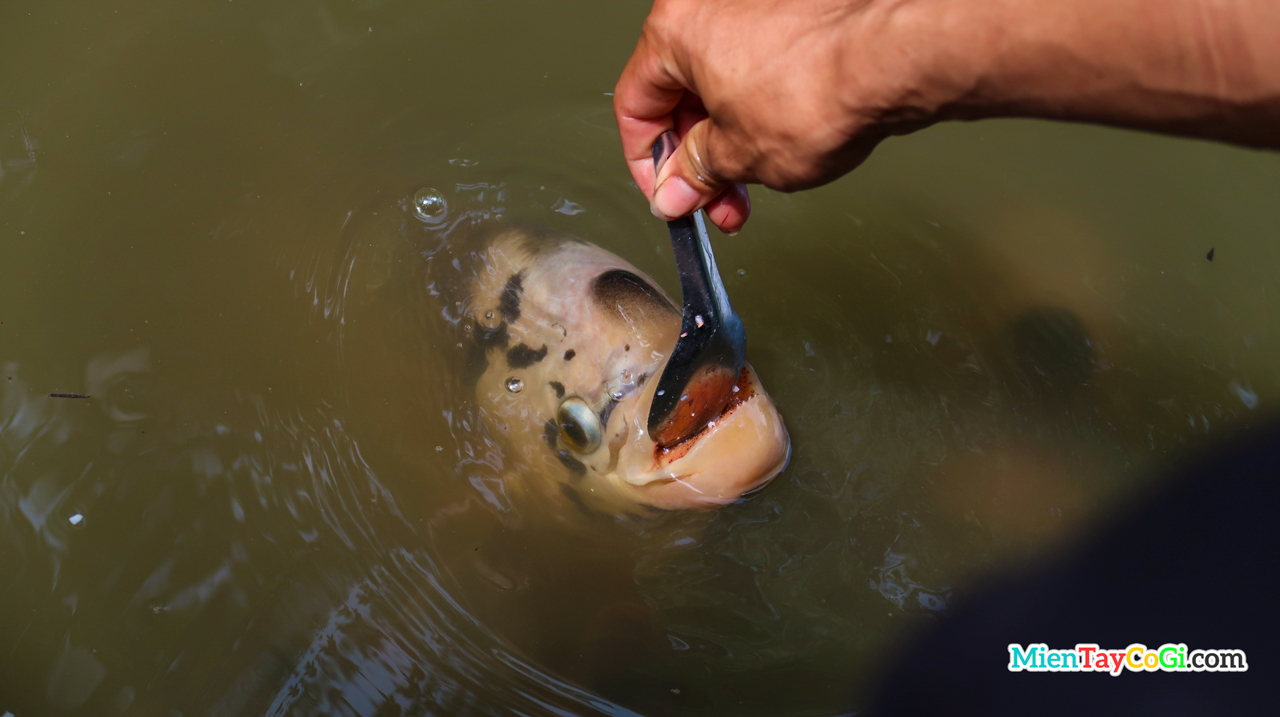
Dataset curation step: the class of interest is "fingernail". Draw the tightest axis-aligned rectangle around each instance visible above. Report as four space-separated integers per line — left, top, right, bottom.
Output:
651 176 701 220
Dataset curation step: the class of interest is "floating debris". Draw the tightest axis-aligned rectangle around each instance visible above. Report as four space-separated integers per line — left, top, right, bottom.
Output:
1207 247 1215 261
694 315 704 328
50 393 90 399
68 513 84 527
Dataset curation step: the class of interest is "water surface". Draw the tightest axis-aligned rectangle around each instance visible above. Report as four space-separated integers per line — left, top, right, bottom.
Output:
3 0 1280 715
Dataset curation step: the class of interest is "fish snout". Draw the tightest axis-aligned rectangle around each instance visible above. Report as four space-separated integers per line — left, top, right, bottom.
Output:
616 364 790 510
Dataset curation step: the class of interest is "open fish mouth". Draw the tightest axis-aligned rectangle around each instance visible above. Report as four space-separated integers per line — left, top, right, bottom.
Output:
612 364 790 510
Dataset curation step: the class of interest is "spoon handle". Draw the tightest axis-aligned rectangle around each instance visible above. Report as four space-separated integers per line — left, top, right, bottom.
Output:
667 210 744 360
646 132 746 442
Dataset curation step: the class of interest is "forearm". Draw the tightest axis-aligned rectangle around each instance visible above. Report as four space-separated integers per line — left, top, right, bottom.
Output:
885 0 1280 147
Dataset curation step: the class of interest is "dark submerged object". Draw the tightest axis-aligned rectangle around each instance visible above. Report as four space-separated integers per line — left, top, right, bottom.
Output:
865 417 1278 715
645 131 747 448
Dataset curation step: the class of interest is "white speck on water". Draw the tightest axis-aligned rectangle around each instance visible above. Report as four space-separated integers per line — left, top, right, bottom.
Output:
657 390 665 396
737 269 745 276
926 330 942 345
68 513 84 527
680 332 688 338
694 315 704 328
435 446 443 452
1229 380 1258 409
505 377 524 393
680 394 689 402
732 385 739 393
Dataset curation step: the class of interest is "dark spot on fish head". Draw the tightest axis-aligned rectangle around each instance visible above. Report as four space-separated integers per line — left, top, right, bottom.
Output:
564 349 576 361
506 343 548 369
498 271 524 322
560 483 601 517
543 418 559 450
555 448 587 479
625 344 630 351
549 381 565 398
465 318 510 384
591 270 677 328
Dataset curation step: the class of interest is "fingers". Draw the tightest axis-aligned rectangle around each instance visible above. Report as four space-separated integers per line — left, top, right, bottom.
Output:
650 116 750 230
613 34 685 200
705 183 751 234
613 20 751 231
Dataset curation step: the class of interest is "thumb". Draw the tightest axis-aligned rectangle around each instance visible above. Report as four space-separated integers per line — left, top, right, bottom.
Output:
651 119 741 222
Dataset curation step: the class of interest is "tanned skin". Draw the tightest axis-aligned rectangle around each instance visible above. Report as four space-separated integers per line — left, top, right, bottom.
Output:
614 0 1280 233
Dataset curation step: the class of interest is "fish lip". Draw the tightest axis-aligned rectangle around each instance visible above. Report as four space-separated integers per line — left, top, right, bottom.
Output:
613 364 790 509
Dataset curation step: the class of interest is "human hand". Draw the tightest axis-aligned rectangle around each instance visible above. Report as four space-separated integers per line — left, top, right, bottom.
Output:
613 0 952 233
615 0 1280 233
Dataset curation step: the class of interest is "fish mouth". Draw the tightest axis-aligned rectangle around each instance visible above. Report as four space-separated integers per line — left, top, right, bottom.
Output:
612 364 791 510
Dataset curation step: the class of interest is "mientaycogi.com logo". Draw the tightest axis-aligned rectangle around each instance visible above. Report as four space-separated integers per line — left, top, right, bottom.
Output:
1008 643 1248 675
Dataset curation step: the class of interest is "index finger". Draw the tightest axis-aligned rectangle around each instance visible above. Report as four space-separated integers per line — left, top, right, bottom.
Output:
613 33 689 200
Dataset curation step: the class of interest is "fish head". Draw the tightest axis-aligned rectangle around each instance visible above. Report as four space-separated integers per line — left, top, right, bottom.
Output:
466 227 789 512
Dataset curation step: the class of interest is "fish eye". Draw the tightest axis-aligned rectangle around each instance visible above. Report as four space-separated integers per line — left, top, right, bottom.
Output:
556 397 602 453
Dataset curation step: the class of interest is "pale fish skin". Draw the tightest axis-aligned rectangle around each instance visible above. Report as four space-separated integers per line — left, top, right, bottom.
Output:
462 226 790 513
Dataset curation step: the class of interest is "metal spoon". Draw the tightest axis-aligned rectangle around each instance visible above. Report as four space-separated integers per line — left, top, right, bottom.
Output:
647 131 747 448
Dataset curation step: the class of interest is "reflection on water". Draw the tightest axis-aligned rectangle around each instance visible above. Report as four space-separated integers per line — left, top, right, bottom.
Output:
4 0 1280 715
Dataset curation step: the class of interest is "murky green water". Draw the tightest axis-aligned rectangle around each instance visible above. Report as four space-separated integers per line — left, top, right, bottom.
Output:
4 0 1280 715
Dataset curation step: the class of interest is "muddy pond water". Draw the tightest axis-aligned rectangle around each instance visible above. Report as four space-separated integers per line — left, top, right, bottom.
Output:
3 0 1280 715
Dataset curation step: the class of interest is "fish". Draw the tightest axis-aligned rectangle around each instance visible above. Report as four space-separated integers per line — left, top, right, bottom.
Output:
449 223 790 513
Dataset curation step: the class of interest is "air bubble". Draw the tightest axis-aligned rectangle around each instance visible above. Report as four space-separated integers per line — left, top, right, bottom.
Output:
694 315 704 328
657 390 665 396
505 377 524 393
484 310 494 321
731 385 740 393
68 513 84 527
737 269 746 277
412 187 447 220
